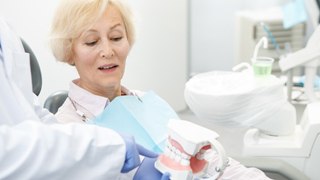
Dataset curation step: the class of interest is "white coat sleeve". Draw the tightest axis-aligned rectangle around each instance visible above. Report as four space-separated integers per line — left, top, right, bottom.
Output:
0 120 126 180
32 93 57 124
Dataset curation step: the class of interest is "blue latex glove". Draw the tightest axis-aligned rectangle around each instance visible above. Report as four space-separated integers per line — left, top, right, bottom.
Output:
133 157 171 180
120 133 158 173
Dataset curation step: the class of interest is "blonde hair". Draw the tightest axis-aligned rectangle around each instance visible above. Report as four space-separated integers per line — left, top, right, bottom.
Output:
49 0 135 64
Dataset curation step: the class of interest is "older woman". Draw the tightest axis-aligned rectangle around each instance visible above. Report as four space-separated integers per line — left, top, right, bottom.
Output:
50 0 170 179
50 0 138 124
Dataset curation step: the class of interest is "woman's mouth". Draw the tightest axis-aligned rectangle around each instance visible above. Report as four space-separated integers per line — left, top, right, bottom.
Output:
98 64 118 71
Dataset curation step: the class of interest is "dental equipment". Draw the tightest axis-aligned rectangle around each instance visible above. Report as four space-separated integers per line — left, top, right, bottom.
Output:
251 37 275 77
243 101 320 180
279 25 320 102
235 7 306 69
252 37 268 63
155 119 229 180
184 69 319 179
185 69 296 136
184 29 320 179
260 22 281 56
242 16 320 180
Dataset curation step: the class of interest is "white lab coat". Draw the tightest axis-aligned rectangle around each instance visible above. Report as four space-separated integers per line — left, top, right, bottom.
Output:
0 17 127 179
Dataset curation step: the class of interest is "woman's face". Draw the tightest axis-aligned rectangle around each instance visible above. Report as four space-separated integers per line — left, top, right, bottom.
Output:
72 5 130 96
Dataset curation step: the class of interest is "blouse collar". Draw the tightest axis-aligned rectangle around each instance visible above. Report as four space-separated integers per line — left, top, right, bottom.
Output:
68 79 134 117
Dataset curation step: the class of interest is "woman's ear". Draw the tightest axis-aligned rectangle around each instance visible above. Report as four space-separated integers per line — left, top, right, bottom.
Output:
68 61 76 66
67 58 75 66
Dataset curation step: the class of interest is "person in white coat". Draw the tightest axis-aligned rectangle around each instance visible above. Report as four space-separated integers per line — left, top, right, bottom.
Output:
0 17 169 179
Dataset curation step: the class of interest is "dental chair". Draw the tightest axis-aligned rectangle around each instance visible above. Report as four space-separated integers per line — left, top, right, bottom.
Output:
43 90 68 114
22 38 68 114
22 38 42 96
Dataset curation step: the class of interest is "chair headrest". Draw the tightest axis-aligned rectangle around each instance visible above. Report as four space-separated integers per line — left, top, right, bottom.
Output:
21 39 42 96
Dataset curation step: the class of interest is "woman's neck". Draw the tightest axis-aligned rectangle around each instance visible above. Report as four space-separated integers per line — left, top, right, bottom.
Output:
75 79 122 101
104 86 121 101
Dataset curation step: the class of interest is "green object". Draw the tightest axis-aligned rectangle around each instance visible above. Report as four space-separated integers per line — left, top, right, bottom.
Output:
253 57 274 76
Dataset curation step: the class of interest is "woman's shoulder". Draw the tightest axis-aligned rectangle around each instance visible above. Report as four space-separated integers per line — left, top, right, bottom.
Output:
55 98 84 124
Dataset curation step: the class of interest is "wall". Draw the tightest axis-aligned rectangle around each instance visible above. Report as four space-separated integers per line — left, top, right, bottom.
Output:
0 0 188 111
189 0 290 75
123 0 188 111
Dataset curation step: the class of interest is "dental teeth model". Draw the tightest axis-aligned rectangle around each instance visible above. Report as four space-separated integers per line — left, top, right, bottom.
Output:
155 119 229 180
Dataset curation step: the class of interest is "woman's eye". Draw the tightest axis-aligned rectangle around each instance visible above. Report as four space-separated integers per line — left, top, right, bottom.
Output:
111 37 123 41
85 41 97 46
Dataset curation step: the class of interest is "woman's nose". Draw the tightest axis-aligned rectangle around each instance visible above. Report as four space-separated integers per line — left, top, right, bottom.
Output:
100 40 114 59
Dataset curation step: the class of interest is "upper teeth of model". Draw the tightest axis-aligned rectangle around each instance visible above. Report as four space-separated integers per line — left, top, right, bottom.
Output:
165 142 192 166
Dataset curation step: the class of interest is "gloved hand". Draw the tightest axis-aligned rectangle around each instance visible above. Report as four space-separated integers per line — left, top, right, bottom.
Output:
133 156 171 180
120 133 158 173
